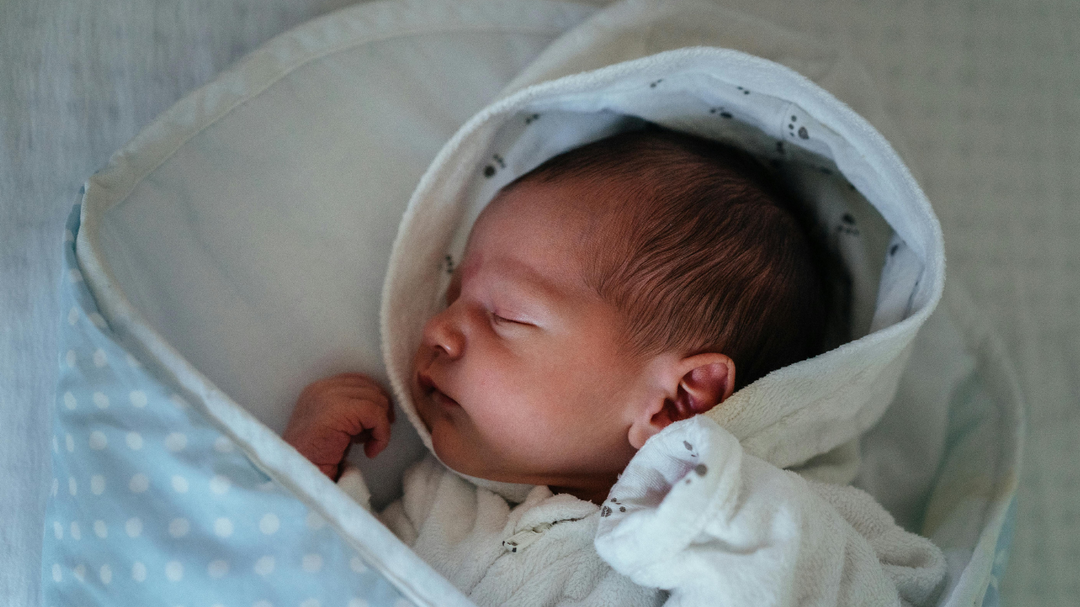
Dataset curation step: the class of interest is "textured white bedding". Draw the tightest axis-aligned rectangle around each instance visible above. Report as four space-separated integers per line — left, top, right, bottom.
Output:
2 1 1075 606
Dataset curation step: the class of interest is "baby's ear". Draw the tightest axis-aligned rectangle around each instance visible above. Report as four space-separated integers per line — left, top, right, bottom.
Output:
628 353 735 449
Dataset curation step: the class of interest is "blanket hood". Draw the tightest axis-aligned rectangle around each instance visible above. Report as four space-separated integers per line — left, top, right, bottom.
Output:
381 0 944 488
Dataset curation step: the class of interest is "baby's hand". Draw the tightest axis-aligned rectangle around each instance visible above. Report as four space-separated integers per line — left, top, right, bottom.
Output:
283 373 395 479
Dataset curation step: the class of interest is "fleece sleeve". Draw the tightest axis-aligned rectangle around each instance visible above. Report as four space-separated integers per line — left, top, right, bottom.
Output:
593 416 946 607
337 456 448 545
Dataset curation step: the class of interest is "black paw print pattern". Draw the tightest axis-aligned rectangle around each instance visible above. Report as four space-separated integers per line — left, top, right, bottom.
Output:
709 107 734 119
683 440 698 458
482 153 506 178
443 254 455 275
736 85 751 95
600 496 627 518
837 213 860 237
524 113 541 125
649 78 664 89
680 441 709 485
787 115 809 140
683 464 710 486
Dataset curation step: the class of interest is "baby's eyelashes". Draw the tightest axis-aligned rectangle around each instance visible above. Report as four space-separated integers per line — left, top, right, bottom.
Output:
490 310 534 328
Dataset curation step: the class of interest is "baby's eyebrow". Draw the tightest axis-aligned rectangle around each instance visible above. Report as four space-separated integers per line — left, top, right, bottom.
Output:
490 262 565 306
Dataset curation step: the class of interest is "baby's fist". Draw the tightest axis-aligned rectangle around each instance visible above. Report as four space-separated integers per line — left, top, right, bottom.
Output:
283 373 395 479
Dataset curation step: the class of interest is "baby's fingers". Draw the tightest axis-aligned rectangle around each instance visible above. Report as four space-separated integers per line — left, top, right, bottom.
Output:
337 385 394 424
352 405 392 458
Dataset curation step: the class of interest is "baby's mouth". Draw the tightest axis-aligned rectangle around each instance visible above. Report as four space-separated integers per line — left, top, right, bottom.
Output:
417 372 460 409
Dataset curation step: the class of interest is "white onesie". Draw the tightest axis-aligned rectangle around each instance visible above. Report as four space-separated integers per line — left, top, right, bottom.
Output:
339 416 946 607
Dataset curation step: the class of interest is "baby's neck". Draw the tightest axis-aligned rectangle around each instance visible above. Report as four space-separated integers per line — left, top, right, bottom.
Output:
548 477 617 505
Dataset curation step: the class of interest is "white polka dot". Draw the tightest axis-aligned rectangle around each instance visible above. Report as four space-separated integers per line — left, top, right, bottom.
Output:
128 390 148 408
65 434 74 452
68 477 77 496
131 561 146 582
349 556 367 574
253 601 273 607
70 521 81 540
99 564 112 584
126 432 143 450
213 436 234 453
92 349 108 368
125 353 141 368
92 392 109 409
213 518 234 538
348 599 369 607
258 513 279 535
51 564 62 582
65 350 77 368
89 431 107 450
69 269 83 283
168 518 190 538
164 432 187 452
90 475 105 495
53 521 63 540
209 475 231 495
165 561 183 582
300 599 320 607
68 307 80 326
73 563 86 582
93 520 107 538
125 517 142 538
169 394 189 409
89 313 106 328
171 475 189 493
305 511 325 530
51 478 58 497
52 436 58 453
63 392 77 410
129 473 149 493
253 556 275 576
301 553 323 573
207 559 229 579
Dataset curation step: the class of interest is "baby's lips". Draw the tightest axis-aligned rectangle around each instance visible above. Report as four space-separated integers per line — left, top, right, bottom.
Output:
417 371 436 394
417 371 460 408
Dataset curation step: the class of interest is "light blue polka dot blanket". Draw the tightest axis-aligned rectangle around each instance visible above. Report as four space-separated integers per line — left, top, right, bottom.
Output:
42 1 1023 606
46 203 432 607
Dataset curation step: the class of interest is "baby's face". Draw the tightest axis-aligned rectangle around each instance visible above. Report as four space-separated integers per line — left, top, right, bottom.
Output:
411 179 651 499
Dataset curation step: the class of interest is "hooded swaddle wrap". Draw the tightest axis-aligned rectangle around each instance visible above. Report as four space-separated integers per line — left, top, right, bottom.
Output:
378 5 949 604
43 1 1021 606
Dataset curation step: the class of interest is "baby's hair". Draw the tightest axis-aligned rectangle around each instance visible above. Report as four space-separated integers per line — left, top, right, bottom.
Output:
504 126 827 390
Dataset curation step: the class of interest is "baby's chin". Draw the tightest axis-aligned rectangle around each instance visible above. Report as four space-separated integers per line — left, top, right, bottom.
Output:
428 430 519 484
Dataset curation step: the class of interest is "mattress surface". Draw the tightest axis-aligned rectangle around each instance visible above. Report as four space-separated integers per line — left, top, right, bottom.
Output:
2 0 1076 605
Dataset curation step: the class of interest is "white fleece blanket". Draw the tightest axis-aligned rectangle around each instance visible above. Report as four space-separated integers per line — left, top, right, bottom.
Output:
597 417 945 607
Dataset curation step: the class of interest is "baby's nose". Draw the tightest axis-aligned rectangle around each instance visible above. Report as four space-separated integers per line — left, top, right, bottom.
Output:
422 307 464 359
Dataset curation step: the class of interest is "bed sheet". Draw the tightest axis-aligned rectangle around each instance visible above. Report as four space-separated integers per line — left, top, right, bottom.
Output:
2 0 1075 605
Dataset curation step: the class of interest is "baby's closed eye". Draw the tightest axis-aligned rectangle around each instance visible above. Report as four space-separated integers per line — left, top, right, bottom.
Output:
490 311 531 326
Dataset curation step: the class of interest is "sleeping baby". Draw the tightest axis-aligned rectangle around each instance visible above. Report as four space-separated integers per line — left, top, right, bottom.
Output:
283 128 947 606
